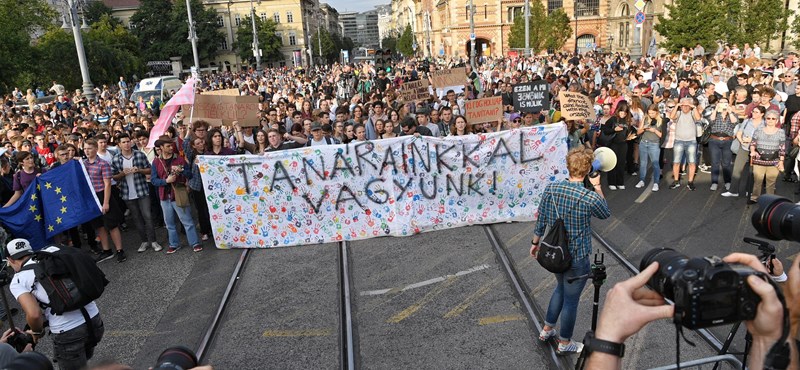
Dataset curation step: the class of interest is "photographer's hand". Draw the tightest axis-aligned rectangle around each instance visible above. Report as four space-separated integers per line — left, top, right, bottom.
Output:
0 328 13 343
587 262 673 370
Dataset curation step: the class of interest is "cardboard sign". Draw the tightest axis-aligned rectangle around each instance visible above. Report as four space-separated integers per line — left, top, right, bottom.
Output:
431 67 467 88
465 96 503 125
201 88 240 96
186 94 260 127
399 79 431 102
558 92 596 121
512 81 551 113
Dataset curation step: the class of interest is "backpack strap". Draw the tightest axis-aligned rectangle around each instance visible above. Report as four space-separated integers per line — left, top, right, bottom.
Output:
80 307 98 347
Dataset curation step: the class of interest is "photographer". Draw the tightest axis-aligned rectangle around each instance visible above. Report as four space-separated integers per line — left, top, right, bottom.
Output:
6 239 104 370
585 254 797 370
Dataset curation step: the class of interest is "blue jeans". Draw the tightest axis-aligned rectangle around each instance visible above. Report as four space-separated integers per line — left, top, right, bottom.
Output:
672 140 697 164
545 257 590 340
708 139 733 184
639 140 661 183
160 200 200 248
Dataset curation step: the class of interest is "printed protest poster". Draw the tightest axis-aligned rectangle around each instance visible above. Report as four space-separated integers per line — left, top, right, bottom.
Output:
399 79 432 102
465 96 503 125
201 88 240 96
431 67 467 89
197 124 569 248
558 91 596 121
512 81 550 113
186 94 260 127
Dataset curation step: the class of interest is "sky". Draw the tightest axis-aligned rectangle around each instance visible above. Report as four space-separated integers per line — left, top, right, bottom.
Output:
323 0 388 13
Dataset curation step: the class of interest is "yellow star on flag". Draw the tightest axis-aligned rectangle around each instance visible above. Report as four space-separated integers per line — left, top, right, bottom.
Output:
61 206 67 214
56 217 62 224
61 195 67 203
30 194 37 201
47 225 54 232
54 187 62 194
44 182 52 190
28 204 37 213
36 184 40 191
34 214 42 222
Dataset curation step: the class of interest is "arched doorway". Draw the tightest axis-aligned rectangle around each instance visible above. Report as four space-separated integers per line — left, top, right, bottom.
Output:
465 37 491 59
576 34 596 54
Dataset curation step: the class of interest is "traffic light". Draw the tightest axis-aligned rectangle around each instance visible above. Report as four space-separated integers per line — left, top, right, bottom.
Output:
383 49 392 73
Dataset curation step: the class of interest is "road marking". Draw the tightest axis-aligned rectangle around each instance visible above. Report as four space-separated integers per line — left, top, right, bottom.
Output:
104 330 156 337
628 189 690 255
478 314 525 325
387 277 458 323
634 186 652 203
262 328 332 337
360 264 490 296
444 277 499 318
676 191 718 251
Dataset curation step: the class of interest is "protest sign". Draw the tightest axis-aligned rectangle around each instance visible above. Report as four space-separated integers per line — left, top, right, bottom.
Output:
197 124 569 248
512 81 550 113
201 88 240 96
399 79 432 102
431 67 466 88
465 96 503 125
186 94 260 127
558 91 596 121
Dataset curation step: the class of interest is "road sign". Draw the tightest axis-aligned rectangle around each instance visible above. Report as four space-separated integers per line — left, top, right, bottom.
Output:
634 11 645 24
470 33 476 41
634 0 646 10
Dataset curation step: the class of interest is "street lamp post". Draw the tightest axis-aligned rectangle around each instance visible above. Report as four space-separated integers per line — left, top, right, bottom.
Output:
573 0 580 55
61 0 95 100
469 0 475 68
317 13 323 65
524 0 530 57
250 0 262 73
185 0 201 74
227 0 240 71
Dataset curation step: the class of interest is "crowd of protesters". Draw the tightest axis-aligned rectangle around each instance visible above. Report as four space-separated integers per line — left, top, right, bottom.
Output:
0 44 799 261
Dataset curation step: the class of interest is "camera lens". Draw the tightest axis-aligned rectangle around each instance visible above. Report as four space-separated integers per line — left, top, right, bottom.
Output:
154 346 198 370
639 248 689 301
751 194 800 242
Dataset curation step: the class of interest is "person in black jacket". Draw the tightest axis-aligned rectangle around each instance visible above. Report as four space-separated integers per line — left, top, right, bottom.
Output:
601 101 633 189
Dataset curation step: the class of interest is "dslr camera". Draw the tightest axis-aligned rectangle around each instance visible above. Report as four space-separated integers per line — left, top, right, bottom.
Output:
640 248 765 329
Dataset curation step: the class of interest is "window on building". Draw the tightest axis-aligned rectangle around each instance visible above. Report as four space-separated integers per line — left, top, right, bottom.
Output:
618 22 629 47
289 32 297 46
128 22 136 30
220 40 228 50
217 16 224 27
484 4 487 19
576 0 599 16
465 6 470 20
274 12 280 23
259 12 266 22
507 7 523 22
235 14 241 27
547 0 563 12
287 11 293 23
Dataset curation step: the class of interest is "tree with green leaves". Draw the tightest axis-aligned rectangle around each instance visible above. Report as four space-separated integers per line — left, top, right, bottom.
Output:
397 25 415 56
311 28 336 63
83 0 120 27
508 4 572 54
170 0 225 66
0 0 55 93
733 0 788 50
234 15 283 66
545 10 573 51
655 0 728 52
793 15 800 50
130 0 174 62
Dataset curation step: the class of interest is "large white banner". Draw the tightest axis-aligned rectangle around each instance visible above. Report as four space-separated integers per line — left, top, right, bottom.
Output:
198 124 568 248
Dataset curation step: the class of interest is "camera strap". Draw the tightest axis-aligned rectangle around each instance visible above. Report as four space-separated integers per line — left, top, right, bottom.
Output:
763 278 791 370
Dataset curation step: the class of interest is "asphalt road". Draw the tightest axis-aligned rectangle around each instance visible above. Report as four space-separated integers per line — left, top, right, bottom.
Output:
10 159 796 369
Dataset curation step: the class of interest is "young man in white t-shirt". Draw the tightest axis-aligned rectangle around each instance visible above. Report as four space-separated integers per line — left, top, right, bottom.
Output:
306 122 333 146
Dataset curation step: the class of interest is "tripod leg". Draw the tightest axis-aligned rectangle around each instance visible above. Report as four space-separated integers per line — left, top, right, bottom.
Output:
712 321 742 370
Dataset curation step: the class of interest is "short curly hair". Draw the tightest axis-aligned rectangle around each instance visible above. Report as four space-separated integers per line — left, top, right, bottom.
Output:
566 147 594 179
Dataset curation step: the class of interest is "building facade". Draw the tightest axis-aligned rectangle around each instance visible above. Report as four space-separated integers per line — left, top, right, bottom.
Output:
339 10 381 49
320 3 341 35
376 4 394 48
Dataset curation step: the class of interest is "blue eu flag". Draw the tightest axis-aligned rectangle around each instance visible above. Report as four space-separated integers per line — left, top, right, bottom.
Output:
0 160 102 249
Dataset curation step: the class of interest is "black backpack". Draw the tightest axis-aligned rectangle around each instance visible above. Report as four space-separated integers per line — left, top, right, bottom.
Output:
537 192 586 273
21 245 109 315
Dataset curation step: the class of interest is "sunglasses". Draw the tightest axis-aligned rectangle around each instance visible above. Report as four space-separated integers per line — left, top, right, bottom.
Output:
513 119 521 123
766 117 778 120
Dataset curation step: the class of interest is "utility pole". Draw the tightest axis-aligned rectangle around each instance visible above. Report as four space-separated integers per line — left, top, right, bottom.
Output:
425 11 432 59
186 0 201 74
317 13 323 65
524 0 530 57
249 0 261 73
469 0 475 68
573 0 579 55
63 0 95 100
227 0 239 71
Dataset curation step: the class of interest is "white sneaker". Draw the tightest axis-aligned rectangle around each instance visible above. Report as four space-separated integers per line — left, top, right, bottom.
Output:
725 183 731 190
618 185 625 190
710 183 718 191
137 242 148 253
652 184 659 192
609 185 617 190
151 242 164 252
635 181 645 188
721 191 739 197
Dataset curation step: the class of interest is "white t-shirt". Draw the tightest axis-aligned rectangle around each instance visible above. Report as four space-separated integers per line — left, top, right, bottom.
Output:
121 155 138 200
309 137 330 146
10 256 100 334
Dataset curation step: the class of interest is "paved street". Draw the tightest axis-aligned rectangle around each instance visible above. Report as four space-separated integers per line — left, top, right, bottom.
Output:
11 163 795 369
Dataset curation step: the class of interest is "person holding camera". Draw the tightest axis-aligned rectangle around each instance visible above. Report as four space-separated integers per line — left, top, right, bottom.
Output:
531 148 611 355
706 97 739 192
5 239 104 370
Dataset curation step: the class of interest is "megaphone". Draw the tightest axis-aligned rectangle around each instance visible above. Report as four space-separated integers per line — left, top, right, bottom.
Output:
590 147 617 178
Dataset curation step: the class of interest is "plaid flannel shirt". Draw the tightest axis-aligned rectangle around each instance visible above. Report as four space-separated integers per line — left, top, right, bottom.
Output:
111 150 151 200
534 180 611 260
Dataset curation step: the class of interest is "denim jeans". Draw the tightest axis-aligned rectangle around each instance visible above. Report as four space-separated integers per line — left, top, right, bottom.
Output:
672 140 697 164
125 195 156 244
52 314 104 370
639 140 661 183
545 257 590 340
160 200 200 248
709 139 733 184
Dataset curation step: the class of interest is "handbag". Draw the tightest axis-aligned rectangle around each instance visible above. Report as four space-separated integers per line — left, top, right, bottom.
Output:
698 119 712 145
757 148 780 161
172 183 190 207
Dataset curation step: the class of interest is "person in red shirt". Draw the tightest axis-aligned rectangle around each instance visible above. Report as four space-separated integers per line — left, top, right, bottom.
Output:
33 133 57 166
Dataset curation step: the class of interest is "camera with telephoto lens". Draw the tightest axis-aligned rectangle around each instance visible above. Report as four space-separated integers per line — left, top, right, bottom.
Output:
153 346 198 370
0 264 35 353
640 248 765 329
751 194 800 242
